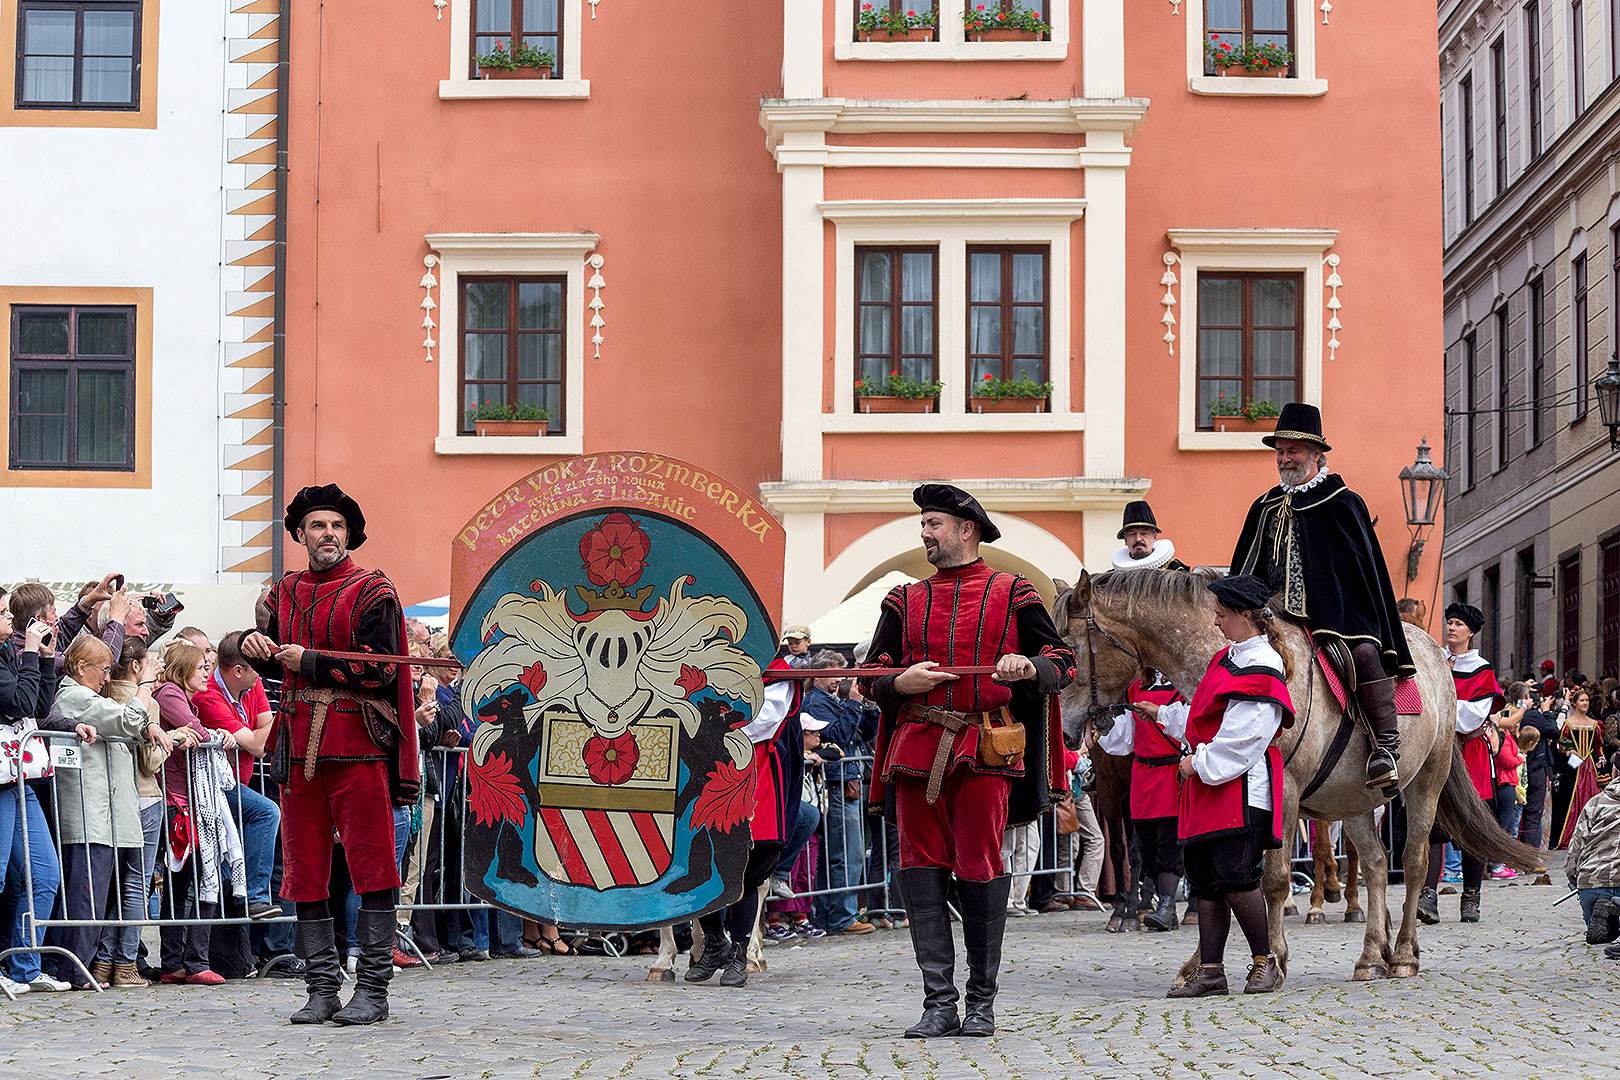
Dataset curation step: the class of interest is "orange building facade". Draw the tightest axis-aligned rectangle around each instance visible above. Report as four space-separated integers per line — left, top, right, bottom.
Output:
283 0 1446 625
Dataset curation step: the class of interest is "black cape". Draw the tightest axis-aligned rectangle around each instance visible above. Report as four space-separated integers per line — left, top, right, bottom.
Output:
1230 473 1415 678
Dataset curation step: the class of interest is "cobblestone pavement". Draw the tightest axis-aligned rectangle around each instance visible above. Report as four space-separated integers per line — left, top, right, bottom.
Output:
5 861 1616 1079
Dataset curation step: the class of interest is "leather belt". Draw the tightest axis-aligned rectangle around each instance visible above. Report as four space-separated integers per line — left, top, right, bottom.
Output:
296 687 371 780
1135 752 1182 768
903 704 996 805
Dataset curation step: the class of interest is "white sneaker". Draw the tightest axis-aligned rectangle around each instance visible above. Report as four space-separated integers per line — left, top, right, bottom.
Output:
1 976 30 996
767 878 796 901
28 974 71 992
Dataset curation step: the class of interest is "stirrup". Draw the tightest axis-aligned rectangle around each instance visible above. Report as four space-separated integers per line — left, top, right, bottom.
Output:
1364 750 1398 790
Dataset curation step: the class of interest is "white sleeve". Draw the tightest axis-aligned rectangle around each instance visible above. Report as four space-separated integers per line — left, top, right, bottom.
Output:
1454 696 1493 736
1191 699 1282 787
740 681 795 744
1156 701 1191 742
1096 708 1135 756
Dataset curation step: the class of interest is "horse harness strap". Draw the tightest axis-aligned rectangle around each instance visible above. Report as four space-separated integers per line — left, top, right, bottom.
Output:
1081 610 1141 736
903 704 1003 805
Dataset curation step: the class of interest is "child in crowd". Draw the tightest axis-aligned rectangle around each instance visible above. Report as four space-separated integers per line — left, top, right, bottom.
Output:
1565 772 1620 946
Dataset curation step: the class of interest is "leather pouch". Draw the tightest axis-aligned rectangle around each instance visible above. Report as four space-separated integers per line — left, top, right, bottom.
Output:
977 707 1025 768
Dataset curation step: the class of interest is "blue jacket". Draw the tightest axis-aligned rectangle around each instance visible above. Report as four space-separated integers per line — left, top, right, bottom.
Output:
801 686 879 782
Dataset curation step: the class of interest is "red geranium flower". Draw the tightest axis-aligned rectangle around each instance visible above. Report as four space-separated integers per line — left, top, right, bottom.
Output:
580 512 649 587
582 731 640 786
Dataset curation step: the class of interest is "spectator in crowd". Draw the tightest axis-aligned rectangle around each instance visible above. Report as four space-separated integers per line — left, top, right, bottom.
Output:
1565 772 1620 946
1396 598 1427 629
0 598 85 995
1489 682 1526 879
404 618 432 651
1556 687 1606 848
153 642 239 985
767 717 829 940
100 638 196 985
1519 684 1560 859
778 626 812 667
191 631 284 922
45 635 170 990
800 651 880 936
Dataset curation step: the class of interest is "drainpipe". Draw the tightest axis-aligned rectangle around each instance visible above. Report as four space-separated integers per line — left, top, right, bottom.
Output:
270 0 291 578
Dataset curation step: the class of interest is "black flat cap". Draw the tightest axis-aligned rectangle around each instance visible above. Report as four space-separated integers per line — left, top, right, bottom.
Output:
913 483 1000 544
285 483 367 549
1445 603 1485 635
1208 574 1273 612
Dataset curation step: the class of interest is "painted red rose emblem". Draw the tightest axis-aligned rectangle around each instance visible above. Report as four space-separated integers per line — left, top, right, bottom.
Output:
580 512 650 587
582 731 640 786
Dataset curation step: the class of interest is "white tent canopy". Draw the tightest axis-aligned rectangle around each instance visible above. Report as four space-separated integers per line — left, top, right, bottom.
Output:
808 571 916 647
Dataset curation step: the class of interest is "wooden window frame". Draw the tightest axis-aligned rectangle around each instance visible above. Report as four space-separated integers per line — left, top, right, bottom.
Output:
1460 73 1476 226
9 303 137 472
1496 306 1511 470
456 275 567 436
1461 330 1477 489
1600 532 1620 679
1526 0 1543 157
1203 0 1296 76
1572 252 1589 421
470 0 565 78
1529 274 1546 446
965 244 1050 393
14 0 142 111
1491 36 1507 196
1194 271 1304 432
854 245 940 396
1560 551 1581 676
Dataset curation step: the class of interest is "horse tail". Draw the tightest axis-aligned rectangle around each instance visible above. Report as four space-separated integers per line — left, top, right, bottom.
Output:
1432 744 1542 872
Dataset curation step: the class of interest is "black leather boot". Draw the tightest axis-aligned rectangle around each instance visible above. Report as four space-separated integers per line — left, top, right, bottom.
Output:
331 909 394 1025
289 918 343 1025
1605 940 1620 960
898 867 960 1038
956 875 1011 1037
1143 891 1179 932
685 934 730 982
1586 897 1618 944
1417 886 1440 925
1459 888 1481 924
718 939 750 987
1358 677 1401 793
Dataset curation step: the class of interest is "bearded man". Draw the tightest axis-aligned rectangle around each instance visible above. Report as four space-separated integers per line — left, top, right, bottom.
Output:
1230 404 1414 794
241 484 418 1026
1112 500 1189 571
863 484 1075 1039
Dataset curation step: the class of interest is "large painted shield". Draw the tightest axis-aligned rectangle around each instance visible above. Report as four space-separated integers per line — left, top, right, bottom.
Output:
448 452 784 932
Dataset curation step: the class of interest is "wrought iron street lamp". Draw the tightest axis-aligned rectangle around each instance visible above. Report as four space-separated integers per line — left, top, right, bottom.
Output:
1596 352 1620 451
1399 437 1448 585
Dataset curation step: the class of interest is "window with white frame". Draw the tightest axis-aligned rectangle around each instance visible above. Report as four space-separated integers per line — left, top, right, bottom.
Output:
1169 228 1333 450
834 0 1068 60
823 202 1084 430
427 233 595 455
1185 0 1325 95
441 0 588 99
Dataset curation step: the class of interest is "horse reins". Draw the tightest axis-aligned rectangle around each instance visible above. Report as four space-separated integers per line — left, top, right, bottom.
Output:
1077 603 1141 736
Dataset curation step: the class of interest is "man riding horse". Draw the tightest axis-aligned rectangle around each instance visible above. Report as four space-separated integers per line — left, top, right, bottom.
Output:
1230 404 1415 796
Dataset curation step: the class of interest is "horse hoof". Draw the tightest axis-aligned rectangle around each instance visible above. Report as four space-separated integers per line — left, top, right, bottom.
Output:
1283 904 1298 917
1343 910 1366 924
1305 911 1325 925
1105 916 1121 933
1390 963 1419 979
1353 965 1388 982
649 969 675 983
1119 919 1140 933
1325 889 1342 904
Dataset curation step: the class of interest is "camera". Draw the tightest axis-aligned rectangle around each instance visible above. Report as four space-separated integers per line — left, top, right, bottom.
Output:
110 574 124 591
141 592 184 616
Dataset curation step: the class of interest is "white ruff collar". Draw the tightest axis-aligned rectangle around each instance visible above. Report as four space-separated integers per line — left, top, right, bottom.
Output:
1281 466 1330 495
1112 539 1177 570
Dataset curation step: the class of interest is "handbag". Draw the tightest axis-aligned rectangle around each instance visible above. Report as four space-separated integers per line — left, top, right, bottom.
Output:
0 720 55 785
1053 795 1081 835
976 707 1025 768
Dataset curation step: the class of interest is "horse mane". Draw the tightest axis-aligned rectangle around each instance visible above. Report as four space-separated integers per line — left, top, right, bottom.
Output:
1091 565 1222 620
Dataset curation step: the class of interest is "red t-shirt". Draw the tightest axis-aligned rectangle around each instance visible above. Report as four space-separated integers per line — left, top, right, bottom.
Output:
192 677 273 784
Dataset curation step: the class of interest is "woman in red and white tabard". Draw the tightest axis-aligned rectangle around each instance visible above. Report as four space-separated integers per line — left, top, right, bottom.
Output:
1416 602 1505 927
1129 574 1294 998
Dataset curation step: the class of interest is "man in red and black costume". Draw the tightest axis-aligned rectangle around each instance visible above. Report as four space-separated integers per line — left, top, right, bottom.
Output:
241 484 419 1027
862 484 1075 1039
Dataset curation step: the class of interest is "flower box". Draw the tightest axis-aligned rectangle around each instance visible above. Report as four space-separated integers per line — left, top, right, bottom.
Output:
1210 415 1278 434
971 27 1041 41
1218 63 1287 78
860 396 935 414
479 65 552 80
969 396 1045 413
475 419 548 437
859 27 935 42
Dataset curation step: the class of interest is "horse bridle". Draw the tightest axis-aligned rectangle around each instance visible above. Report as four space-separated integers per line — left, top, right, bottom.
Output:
1073 596 1142 731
